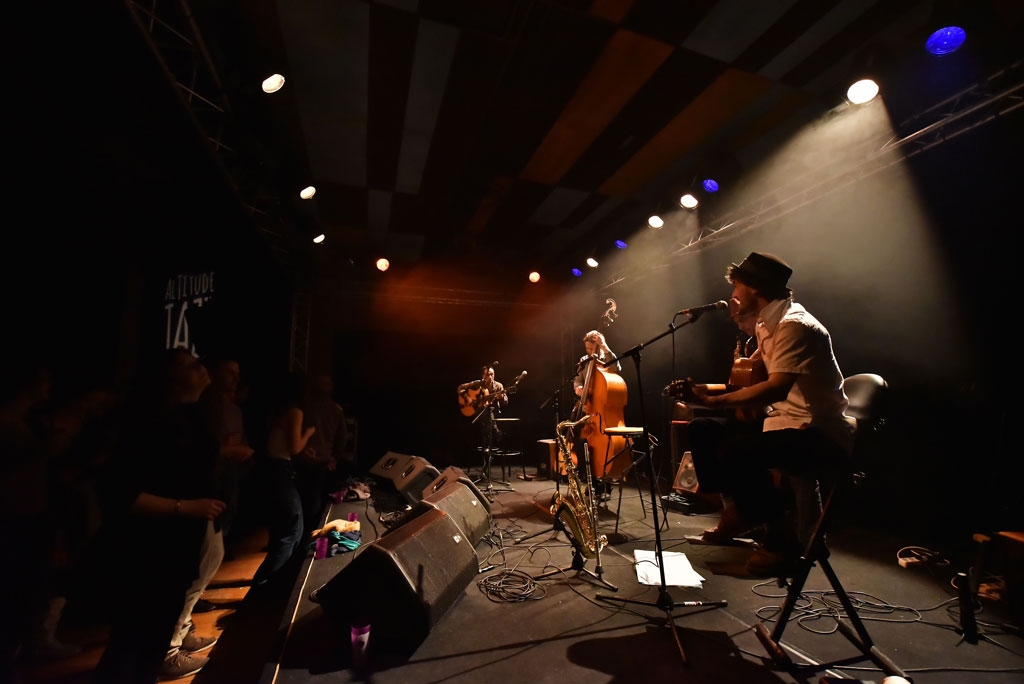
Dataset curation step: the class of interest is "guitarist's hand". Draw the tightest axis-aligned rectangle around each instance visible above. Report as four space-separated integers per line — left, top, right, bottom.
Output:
663 378 715 406
686 378 712 405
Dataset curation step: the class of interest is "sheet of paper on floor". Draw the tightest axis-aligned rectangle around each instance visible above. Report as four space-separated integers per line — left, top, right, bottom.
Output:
633 550 705 588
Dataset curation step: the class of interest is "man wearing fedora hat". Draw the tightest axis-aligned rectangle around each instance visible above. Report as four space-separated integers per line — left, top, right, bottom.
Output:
684 251 856 576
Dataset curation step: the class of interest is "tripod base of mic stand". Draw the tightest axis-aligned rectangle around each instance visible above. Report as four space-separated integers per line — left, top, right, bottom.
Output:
534 549 617 591
596 589 728 664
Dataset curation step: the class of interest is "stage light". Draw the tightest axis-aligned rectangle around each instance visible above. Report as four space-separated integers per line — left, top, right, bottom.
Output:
300 186 316 199
586 257 599 268
615 240 627 249
702 179 719 193
648 215 664 228
376 258 390 272
529 271 540 283
846 78 879 104
571 267 583 277
262 74 285 93
680 193 698 210
312 233 325 244
926 26 966 55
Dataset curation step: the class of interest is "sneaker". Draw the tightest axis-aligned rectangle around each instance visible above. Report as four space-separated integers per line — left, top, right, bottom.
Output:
181 630 218 654
159 651 209 680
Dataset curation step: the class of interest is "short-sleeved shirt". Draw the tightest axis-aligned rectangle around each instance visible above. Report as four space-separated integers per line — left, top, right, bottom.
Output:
755 299 857 453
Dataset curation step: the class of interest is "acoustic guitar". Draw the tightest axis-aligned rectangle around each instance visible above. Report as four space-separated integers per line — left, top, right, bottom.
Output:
458 372 526 417
663 339 767 423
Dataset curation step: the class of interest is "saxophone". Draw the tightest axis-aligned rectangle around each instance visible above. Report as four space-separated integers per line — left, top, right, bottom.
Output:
549 415 606 558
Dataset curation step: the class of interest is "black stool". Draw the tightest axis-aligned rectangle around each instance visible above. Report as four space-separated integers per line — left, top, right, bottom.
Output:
754 373 908 680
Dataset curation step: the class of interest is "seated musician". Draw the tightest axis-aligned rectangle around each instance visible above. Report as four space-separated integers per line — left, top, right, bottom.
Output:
458 364 508 447
678 252 856 577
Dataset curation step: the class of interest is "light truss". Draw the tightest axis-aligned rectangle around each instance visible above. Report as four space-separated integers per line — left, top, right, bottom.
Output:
123 0 297 268
599 59 1024 293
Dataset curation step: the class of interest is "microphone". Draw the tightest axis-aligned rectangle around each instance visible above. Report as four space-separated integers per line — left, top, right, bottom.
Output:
514 370 528 385
677 300 728 317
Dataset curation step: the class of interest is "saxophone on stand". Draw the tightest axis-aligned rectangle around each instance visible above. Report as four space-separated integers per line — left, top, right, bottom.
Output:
549 415 606 559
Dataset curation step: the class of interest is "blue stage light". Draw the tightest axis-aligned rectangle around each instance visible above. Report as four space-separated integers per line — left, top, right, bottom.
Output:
615 240 627 249
926 26 965 55
571 267 583 277
702 179 719 193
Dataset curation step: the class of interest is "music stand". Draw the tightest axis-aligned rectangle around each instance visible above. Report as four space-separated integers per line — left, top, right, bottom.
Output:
595 314 727 664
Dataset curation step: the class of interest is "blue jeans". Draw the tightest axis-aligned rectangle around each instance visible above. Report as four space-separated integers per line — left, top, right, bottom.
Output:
252 459 304 586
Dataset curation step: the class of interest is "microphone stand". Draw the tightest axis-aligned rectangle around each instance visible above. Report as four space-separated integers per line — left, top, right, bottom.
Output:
595 314 728 665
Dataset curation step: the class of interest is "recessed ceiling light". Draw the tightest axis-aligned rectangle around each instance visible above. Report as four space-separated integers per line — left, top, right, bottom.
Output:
262 74 286 93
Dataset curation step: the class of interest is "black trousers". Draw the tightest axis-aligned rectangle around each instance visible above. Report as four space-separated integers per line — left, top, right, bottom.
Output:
688 417 847 532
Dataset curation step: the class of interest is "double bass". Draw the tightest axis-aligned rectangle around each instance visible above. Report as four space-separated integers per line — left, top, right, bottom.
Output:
570 350 630 482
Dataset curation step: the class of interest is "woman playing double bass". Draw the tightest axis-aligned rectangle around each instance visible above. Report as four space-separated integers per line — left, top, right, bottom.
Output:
572 330 620 398
570 330 626 498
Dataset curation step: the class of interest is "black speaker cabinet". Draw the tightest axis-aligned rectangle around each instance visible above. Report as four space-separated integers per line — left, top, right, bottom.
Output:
370 452 440 505
315 507 477 655
416 469 491 546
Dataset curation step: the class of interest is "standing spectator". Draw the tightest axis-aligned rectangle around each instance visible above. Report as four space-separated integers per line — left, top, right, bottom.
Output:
200 357 254 548
92 349 226 683
295 373 349 537
157 357 255 677
1 361 82 680
250 370 315 588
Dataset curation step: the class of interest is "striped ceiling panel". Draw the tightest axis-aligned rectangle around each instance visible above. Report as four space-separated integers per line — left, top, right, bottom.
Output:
175 0 1020 286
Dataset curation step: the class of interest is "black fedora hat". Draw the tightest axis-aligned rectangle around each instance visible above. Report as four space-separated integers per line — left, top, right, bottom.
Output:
728 252 792 291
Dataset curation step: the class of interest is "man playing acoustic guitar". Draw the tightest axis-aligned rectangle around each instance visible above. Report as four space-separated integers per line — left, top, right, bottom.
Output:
667 252 856 577
458 364 509 448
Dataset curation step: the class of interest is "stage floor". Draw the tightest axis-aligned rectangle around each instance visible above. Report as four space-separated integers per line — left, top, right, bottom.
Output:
25 463 1024 684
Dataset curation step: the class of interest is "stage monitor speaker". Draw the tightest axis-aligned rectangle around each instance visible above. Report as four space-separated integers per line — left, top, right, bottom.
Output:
421 466 486 507
415 468 491 546
315 507 477 656
370 452 440 505
672 450 699 494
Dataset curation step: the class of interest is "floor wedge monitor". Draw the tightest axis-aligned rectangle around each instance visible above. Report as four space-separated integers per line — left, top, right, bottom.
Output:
369 451 440 505
314 506 477 658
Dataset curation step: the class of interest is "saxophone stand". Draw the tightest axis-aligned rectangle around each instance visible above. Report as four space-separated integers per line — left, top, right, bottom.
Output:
595 319 727 665
533 440 617 591
472 402 513 501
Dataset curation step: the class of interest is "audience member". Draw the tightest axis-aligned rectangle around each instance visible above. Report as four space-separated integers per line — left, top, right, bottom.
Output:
92 349 226 683
250 370 315 588
1 360 82 680
200 356 254 547
296 373 349 536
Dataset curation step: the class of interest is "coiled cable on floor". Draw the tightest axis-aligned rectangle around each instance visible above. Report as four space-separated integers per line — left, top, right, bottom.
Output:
477 568 547 603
